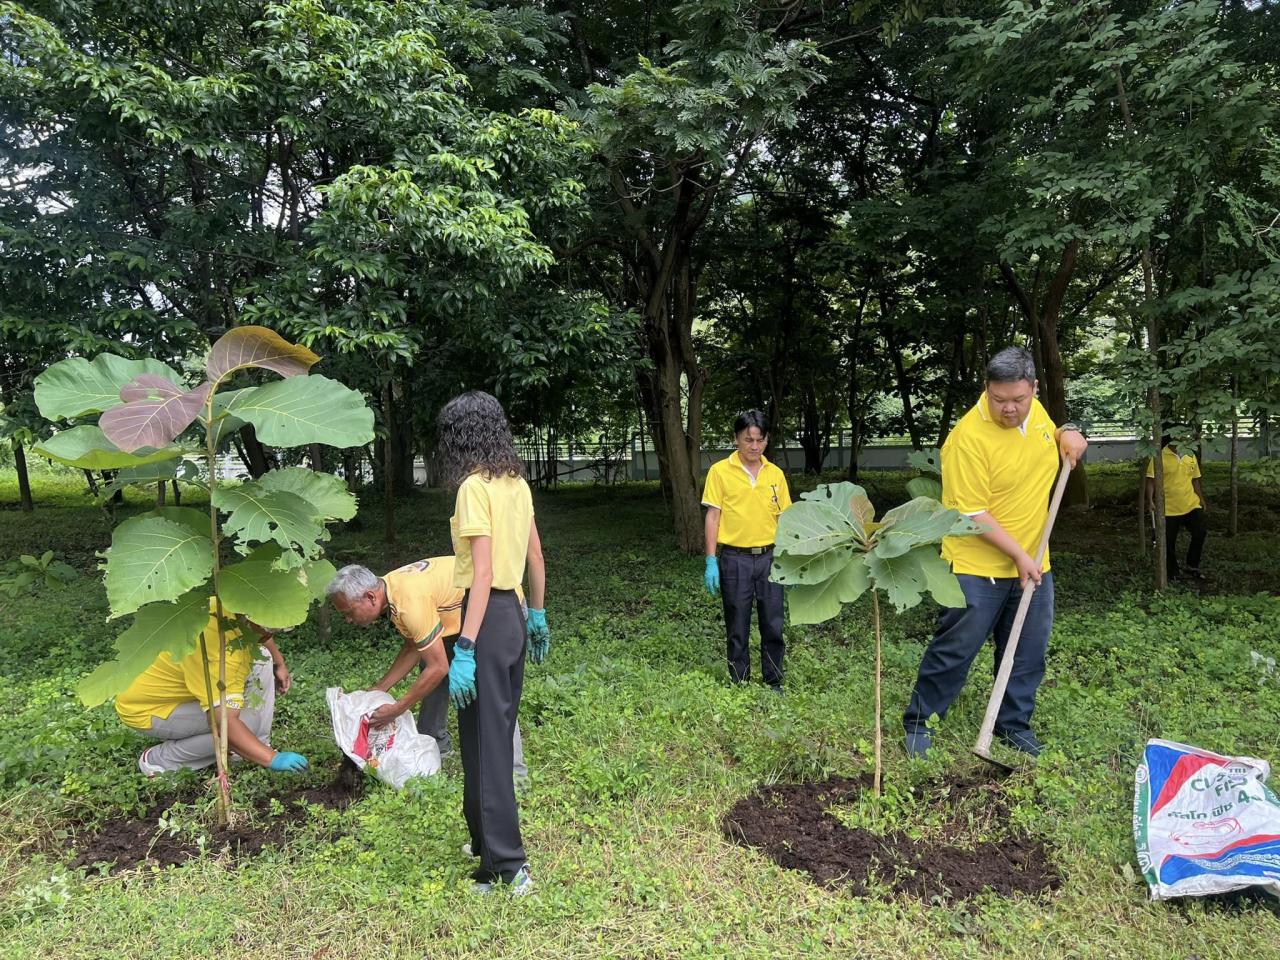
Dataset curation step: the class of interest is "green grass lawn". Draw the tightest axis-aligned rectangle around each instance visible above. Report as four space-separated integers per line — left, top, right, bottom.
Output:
1 463 1278 959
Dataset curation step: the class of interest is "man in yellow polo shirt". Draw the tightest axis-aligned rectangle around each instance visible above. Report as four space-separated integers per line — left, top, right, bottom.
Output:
1146 434 1209 580
326 556 525 776
116 599 306 776
902 347 1087 758
702 409 793 692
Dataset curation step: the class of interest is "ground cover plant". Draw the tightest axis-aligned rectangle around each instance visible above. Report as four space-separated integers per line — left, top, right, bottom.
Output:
0 463 1278 959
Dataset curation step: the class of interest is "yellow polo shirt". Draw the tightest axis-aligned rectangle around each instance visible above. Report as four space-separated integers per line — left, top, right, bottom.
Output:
702 452 793 548
115 601 254 730
451 472 534 591
383 556 464 652
941 394 1060 578
1146 447 1202 517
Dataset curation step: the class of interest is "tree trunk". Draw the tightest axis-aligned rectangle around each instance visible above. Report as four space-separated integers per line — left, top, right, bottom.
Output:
1137 457 1149 555
382 382 395 545
1115 71 1164 587
885 325 922 449
636 245 706 554
936 332 964 447
238 424 275 478
83 469 99 497
155 480 166 507
171 479 181 505
13 441 33 512
1000 248 1089 507
799 388 828 474
1229 377 1239 538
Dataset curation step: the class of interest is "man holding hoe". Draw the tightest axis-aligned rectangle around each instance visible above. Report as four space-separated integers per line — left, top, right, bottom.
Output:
326 556 546 777
902 347 1087 758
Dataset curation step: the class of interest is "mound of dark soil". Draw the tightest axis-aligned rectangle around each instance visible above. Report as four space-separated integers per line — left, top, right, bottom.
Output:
723 775 1059 902
71 761 364 875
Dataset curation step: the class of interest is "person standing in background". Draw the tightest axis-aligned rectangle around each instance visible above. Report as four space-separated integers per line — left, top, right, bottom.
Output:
701 409 793 694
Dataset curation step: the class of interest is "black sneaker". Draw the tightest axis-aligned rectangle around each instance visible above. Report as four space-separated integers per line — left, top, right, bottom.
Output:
997 730 1043 756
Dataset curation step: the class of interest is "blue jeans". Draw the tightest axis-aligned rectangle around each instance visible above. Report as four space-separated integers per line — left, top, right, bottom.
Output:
903 572 1055 738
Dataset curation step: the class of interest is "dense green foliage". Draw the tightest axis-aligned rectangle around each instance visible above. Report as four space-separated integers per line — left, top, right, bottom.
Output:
0 466 1277 957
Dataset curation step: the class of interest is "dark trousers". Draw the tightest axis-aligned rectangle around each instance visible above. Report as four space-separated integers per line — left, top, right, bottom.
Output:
458 590 526 882
1166 509 1207 576
903 572 1055 738
719 546 785 687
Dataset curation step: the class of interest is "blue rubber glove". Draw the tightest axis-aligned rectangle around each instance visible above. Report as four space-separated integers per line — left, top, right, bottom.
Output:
704 555 720 596
268 751 308 773
449 642 478 710
526 608 550 665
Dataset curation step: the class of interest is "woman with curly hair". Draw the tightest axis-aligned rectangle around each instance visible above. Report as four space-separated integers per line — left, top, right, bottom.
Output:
438 390 549 896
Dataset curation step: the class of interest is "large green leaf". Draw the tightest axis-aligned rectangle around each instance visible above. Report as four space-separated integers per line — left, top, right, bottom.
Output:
208 388 250 449
799 481 872 539
104 516 214 618
866 549 927 612
213 483 327 561
206 325 319 383
915 548 967 608
905 476 942 501
33 355 182 421
152 506 211 539
301 558 337 601
32 425 184 470
76 591 210 706
875 497 980 558
95 460 203 503
218 560 312 629
774 499 856 557
770 544 856 586
786 558 871 625
256 467 357 521
906 448 941 474
222 375 374 448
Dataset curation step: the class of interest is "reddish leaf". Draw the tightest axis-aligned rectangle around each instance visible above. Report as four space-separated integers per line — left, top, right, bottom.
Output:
100 382 214 452
119 374 184 403
206 326 319 383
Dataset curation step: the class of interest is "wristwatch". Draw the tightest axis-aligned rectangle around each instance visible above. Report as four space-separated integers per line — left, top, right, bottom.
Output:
456 636 476 652
1061 422 1085 437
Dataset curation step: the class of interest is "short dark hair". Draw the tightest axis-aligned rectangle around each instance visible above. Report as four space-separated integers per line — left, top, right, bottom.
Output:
733 409 769 437
986 347 1037 384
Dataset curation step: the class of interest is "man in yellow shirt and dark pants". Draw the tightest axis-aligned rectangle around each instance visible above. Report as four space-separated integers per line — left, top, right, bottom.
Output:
702 410 793 693
903 348 1087 758
1146 435 1209 580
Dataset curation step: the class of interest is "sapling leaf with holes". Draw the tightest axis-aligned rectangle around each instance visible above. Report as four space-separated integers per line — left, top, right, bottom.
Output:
771 482 982 795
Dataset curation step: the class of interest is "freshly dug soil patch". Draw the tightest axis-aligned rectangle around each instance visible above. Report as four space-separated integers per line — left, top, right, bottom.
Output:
723 775 1059 902
71 763 364 875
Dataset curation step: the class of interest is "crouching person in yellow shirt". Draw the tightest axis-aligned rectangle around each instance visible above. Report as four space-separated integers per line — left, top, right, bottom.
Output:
115 601 305 777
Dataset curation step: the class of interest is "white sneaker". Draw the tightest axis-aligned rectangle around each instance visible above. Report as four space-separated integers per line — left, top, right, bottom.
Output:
138 747 165 778
508 864 534 897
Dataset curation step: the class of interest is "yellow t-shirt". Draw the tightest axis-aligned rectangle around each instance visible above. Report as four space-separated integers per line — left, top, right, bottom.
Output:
701 452 793 548
382 556 464 651
451 472 534 591
1146 447 1202 517
115 602 254 730
941 394 1060 578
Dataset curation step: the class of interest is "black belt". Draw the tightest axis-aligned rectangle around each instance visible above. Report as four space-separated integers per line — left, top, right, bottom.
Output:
720 544 773 555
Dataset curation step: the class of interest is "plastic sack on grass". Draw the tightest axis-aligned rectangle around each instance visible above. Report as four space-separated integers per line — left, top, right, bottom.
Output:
1134 738 1280 900
326 687 441 789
